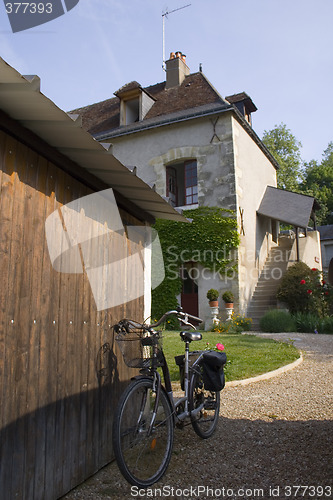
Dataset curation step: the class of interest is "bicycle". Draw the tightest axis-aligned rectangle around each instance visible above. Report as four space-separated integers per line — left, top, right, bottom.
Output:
112 308 226 488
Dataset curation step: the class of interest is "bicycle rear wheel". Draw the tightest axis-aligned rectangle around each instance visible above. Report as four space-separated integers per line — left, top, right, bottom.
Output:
112 377 174 487
189 363 220 439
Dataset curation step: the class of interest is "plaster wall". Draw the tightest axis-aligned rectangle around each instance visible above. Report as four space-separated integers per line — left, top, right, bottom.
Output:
231 118 277 314
109 114 237 324
109 113 236 210
289 231 322 271
320 240 333 272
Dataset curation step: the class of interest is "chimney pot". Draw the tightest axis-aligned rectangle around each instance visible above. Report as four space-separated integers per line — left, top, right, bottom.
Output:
165 50 190 89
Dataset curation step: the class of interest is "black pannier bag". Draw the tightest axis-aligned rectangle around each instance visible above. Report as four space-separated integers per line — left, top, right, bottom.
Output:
175 351 201 390
202 351 227 392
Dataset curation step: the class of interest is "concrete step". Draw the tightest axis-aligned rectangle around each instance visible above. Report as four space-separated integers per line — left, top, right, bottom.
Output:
249 299 277 307
253 283 280 290
246 238 295 330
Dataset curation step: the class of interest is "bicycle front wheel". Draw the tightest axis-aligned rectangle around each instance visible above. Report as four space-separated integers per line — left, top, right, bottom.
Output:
189 363 220 439
112 377 174 487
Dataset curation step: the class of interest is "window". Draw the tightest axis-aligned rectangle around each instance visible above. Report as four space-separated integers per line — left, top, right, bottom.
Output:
166 160 198 207
124 97 139 125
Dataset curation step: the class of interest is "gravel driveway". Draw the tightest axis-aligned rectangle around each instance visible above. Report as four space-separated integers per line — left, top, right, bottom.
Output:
62 333 333 500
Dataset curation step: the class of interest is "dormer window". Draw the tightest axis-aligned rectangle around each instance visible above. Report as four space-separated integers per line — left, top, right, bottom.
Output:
225 92 257 126
114 81 155 127
124 97 139 125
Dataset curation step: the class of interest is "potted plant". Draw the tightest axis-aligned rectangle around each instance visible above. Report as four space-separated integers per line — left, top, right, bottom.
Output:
222 291 234 309
207 288 219 307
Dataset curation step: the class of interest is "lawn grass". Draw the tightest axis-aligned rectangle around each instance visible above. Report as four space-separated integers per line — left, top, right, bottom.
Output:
160 331 300 382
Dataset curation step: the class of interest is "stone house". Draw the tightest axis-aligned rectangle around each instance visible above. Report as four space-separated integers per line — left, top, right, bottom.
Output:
74 51 321 327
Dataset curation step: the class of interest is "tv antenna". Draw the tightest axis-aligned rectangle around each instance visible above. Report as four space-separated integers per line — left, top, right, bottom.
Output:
162 4 191 71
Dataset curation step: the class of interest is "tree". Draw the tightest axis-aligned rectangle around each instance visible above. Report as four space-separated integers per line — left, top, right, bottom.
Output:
301 142 333 225
262 123 304 191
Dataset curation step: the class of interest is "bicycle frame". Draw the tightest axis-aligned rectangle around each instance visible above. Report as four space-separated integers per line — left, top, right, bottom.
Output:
121 308 206 427
150 336 206 425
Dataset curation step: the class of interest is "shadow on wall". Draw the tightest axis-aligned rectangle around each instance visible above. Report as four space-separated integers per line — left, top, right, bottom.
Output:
0 345 130 500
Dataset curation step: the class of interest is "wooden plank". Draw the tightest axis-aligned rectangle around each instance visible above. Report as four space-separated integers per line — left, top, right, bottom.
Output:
0 132 17 499
24 152 49 499
2 135 27 498
33 158 56 499
61 173 83 493
12 144 38 500
47 164 66 499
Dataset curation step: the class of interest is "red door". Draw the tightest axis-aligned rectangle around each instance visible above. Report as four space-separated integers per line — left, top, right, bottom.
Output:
180 266 198 317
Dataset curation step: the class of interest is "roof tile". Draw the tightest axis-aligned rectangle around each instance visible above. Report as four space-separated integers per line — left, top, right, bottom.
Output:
72 72 224 135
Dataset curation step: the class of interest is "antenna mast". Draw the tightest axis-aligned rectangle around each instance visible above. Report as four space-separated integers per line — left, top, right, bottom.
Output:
162 4 191 71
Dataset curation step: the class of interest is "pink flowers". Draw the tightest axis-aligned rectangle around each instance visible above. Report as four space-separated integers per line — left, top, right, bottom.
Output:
300 279 306 285
205 342 225 352
307 289 312 295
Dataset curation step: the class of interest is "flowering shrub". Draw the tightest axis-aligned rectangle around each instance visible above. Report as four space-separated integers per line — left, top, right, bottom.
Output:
231 313 253 332
211 312 252 333
211 322 231 333
277 262 332 317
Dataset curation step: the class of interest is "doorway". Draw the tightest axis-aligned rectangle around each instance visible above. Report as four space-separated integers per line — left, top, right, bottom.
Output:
180 264 199 317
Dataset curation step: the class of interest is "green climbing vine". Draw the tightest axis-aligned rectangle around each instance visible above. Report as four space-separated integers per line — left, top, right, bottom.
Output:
151 206 240 327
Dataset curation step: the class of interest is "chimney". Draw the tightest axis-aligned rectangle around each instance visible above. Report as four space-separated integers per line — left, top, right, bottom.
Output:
165 51 190 89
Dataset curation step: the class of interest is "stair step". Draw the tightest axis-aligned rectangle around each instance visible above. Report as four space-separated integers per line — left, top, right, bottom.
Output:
247 238 295 329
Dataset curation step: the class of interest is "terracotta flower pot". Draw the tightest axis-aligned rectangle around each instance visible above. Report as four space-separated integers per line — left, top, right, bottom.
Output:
225 302 233 309
209 300 219 307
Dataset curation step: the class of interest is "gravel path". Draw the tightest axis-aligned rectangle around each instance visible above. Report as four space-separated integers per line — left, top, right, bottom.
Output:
62 333 333 500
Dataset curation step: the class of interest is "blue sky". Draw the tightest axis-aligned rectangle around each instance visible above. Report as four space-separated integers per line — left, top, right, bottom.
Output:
0 0 332 163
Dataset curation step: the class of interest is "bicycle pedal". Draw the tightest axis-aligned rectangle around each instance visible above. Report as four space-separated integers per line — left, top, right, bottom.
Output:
204 400 216 410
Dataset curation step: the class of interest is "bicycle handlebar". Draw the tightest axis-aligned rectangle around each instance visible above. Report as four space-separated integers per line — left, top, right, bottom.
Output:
147 309 202 329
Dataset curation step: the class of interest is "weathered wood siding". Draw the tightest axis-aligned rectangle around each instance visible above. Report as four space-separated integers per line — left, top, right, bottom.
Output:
0 129 144 499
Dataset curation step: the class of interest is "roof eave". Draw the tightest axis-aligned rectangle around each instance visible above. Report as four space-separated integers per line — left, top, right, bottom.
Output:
0 57 187 223
94 103 280 171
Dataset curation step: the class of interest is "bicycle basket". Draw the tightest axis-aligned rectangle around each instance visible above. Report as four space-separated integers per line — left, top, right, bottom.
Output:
114 320 163 369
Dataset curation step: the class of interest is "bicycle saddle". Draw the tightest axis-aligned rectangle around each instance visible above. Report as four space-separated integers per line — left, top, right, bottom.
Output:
180 331 202 342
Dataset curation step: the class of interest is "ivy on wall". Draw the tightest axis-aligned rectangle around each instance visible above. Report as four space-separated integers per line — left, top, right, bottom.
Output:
151 207 240 326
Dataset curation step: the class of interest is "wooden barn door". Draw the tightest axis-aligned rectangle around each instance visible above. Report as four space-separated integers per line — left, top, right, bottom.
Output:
0 129 145 500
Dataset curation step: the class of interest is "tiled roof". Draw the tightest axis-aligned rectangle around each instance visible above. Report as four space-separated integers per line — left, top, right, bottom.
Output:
225 92 257 113
71 73 279 170
318 225 333 240
72 72 226 135
114 81 142 96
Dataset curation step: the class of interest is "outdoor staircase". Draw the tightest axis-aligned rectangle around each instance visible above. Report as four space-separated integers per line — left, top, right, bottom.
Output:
247 238 293 329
